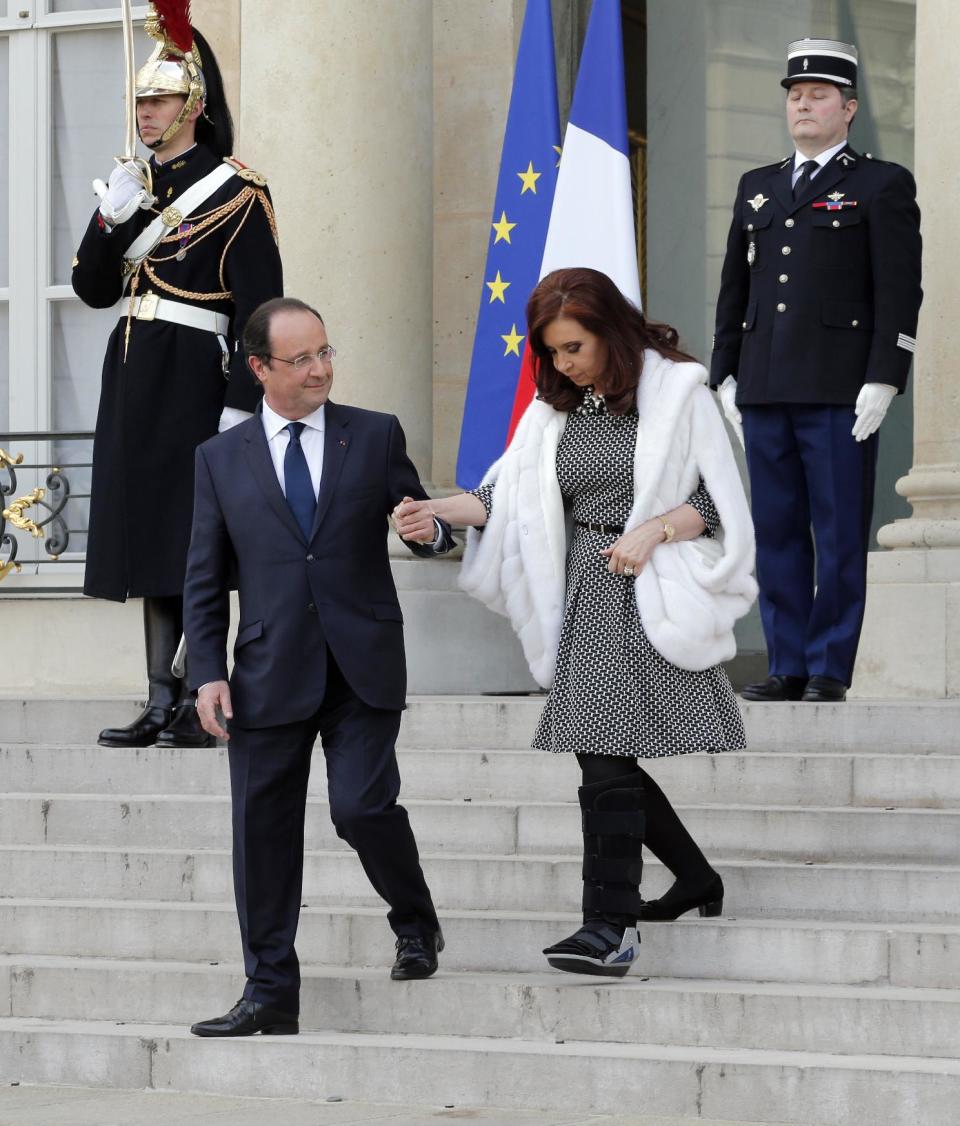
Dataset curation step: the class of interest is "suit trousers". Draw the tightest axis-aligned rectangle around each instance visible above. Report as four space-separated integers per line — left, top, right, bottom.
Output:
227 648 439 1013
741 404 878 686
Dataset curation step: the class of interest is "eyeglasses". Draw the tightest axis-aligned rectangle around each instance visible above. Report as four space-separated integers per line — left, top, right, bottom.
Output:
266 346 337 371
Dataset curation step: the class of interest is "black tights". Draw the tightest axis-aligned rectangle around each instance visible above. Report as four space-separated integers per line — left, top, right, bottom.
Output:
575 752 713 886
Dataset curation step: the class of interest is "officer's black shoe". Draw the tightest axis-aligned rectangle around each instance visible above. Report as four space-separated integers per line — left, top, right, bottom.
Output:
801 675 847 703
390 929 444 980
156 701 215 748
97 705 173 748
740 675 807 702
190 998 299 1037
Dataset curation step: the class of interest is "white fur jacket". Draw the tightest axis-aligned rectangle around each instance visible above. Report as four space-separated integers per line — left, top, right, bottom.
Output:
458 350 758 686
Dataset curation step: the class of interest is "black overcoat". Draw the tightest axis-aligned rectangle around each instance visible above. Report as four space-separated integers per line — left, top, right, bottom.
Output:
709 144 922 404
72 143 283 601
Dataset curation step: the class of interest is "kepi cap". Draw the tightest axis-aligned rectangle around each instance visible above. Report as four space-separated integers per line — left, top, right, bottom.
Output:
781 39 858 89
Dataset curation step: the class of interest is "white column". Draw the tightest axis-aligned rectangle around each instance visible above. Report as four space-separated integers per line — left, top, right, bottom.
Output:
237 1 434 474
852 0 960 698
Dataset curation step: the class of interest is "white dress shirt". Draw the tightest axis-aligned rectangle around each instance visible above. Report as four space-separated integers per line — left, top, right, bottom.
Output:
791 140 847 189
261 399 326 498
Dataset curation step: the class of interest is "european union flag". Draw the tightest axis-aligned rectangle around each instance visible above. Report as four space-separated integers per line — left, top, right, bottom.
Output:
455 0 560 490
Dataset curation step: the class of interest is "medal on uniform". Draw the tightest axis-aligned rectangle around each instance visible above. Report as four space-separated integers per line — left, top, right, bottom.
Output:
748 193 769 212
175 221 194 261
747 239 756 266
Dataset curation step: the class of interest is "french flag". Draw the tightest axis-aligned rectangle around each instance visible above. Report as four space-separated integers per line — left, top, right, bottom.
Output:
456 0 639 488
507 0 642 431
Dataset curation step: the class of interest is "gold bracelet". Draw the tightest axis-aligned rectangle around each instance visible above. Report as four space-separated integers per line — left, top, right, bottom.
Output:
657 515 676 542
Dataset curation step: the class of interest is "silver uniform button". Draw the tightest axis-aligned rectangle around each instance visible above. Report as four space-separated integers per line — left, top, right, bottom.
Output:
781 246 791 255
747 223 754 231
777 303 787 313
852 319 859 327
741 321 748 329
832 220 840 228
779 274 788 283
785 218 795 228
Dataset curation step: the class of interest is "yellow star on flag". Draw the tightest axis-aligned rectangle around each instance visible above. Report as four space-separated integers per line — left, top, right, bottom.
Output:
491 211 517 244
486 270 511 304
553 145 562 167
517 161 541 194
501 324 524 357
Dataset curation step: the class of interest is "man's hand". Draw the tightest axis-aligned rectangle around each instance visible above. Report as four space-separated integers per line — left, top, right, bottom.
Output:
392 496 437 544
852 382 897 442
197 680 233 741
93 163 156 227
718 375 744 449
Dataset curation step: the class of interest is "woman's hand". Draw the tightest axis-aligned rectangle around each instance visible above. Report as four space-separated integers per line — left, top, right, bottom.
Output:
392 496 437 544
601 520 665 577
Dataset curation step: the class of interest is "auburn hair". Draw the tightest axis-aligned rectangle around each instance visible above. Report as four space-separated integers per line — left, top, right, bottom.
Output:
526 267 695 415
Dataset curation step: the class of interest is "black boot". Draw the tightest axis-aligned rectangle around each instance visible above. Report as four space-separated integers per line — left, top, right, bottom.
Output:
543 772 643 977
636 767 724 921
98 596 182 748
156 699 215 748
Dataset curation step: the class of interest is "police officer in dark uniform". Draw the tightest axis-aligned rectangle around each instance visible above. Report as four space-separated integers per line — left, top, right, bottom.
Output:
710 39 922 703
72 4 283 746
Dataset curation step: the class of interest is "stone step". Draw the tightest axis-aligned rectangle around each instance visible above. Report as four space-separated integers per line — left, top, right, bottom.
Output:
3 744 959 808
3 900 957 989
3 695 960 754
0 1017 957 1125
4 956 960 1061
3 792 959 863
1 845 957 922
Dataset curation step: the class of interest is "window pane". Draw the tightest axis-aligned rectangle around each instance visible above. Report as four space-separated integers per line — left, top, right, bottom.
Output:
50 27 127 285
0 303 8 432
50 2 122 11
0 36 8 288
51 299 110 432
50 300 110 546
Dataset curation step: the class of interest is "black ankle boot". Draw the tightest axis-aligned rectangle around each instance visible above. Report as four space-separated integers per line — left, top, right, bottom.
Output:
637 873 724 921
544 772 644 977
635 767 723 921
156 701 215 748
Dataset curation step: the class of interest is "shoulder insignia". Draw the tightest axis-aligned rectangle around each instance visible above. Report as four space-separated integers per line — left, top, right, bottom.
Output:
224 155 267 186
779 156 792 169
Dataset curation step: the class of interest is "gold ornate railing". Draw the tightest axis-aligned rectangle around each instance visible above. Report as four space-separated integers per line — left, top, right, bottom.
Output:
0 432 94 581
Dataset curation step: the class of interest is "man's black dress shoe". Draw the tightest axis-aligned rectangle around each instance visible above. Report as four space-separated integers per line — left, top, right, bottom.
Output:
190 998 299 1037
155 702 215 748
98 705 172 748
740 675 807 702
801 675 847 702
390 929 444 980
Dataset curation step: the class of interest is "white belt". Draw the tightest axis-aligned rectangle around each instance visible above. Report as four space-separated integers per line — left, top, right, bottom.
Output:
123 293 229 336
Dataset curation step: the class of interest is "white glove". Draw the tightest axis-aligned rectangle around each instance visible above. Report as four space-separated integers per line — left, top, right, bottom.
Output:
218 406 253 433
852 382 897 442
93 163 155 227
718 375 744 449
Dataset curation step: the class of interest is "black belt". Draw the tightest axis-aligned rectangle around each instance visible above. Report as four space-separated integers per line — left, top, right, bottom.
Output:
575 518 625 535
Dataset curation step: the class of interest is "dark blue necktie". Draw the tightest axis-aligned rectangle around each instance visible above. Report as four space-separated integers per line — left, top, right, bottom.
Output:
283 421 316 538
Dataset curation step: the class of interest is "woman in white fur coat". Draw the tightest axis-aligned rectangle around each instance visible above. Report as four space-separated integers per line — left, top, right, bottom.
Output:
394 268 757 978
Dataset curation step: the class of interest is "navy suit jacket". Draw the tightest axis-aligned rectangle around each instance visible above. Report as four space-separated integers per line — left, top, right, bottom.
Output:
710 144 922 405
183 400 451 727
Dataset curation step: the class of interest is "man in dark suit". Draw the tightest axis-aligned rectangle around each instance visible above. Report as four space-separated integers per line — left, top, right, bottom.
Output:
183 297 454 1037
710 38 922 703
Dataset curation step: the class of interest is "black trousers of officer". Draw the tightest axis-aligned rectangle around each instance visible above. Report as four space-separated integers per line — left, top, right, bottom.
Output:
742 404 879 686
227 647 439 1014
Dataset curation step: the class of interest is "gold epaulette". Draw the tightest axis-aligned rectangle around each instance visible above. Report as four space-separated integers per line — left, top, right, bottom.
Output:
224 155 268 187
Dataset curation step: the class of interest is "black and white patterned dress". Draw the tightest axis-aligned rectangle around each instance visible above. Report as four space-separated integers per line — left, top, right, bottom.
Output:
472 391 745 758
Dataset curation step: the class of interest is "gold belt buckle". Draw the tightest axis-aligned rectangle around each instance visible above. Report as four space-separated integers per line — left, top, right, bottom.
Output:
136 292 160 321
